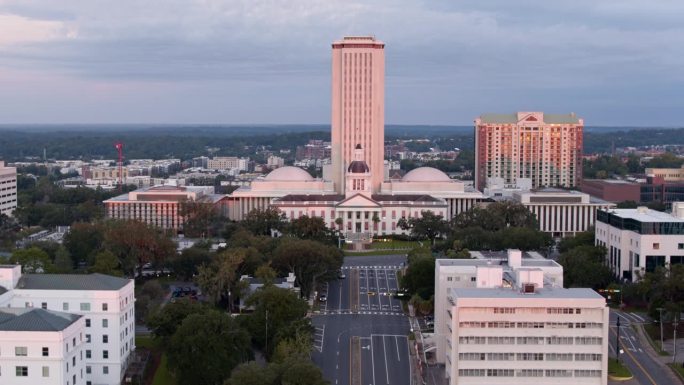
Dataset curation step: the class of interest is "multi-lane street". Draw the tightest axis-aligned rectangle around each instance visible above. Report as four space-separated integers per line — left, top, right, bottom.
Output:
311 255 412 385
609 310 680 385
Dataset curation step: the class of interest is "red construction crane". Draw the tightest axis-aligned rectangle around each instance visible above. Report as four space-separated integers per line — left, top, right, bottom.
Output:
114 142 124 191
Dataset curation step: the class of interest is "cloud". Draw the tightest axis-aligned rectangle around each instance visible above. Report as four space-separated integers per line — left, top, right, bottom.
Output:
0 0 682 125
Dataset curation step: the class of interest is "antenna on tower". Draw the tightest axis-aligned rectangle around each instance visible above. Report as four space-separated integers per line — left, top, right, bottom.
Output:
114 142 124 191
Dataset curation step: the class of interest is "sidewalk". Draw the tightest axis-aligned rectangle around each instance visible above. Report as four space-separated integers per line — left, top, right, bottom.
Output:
635 323 684 384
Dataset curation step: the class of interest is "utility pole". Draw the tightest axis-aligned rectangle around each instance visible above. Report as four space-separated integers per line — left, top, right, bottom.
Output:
265 309 269 354
658 307 665 352
673 314 679 364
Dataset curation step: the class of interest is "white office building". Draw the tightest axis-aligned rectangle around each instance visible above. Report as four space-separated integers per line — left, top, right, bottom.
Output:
595 203 684 282
0 265 135 385
0 308 85 385
435 250 608 385
0 160 18 216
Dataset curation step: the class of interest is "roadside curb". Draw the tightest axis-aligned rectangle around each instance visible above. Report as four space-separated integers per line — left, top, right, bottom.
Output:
634 322 684 384
608 374 634 381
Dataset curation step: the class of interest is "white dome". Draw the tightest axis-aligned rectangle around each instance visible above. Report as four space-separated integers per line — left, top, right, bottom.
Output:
264 166 314 181
402 167 452 182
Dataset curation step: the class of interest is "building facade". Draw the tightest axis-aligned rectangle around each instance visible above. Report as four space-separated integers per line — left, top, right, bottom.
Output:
0 265 135 385
331 36 385 193
207 157 249 171
104 185 227 232
227 37 485 238
595 204 684 281
513 189 615 238
1 160 18 216
0 308 85 385
475 112 583 191
435 251 608 385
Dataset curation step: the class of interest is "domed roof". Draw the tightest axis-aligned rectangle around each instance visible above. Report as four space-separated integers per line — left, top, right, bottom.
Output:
264 166 314 181
402 167 452 182
348 160 370 174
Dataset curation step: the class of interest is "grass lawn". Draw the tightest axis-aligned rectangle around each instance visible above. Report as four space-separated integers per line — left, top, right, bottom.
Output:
643 323 671 355
152 354 176 385
344 249 410 256
668 363 684 381
135 336 177 385
608 358 632 378
370 240 421 250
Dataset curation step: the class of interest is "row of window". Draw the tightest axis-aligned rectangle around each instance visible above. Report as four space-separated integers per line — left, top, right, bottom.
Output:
458 321 600 329
458 369 600 378
458 336 602 345
458 352 602 361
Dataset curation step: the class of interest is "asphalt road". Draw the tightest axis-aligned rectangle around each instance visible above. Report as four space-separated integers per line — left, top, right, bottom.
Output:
609 309 678 385
312 254 411 385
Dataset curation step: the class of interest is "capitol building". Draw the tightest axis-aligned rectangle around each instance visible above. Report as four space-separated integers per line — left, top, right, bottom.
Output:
227 37 484 239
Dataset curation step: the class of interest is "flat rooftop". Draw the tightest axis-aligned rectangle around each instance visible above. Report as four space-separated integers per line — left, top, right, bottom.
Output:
603 208 684 223
17 273 131 291
449 286 602 300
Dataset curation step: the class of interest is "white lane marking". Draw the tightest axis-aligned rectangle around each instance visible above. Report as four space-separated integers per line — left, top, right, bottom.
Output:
374 268 382 308
630 312 645 322
339 282 342 312
382 336 390 384
395 336 401 361
406 336 412 384
370 334 376 385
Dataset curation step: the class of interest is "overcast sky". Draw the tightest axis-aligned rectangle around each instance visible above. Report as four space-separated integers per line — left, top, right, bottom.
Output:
0 0 683 126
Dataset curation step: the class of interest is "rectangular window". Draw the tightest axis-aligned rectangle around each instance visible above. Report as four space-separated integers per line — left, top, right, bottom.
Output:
103 335 109 343
16 366 28 376
42 347 49 356
86 350 91 359
103 350 109 359
63 302 69 311
86 334 91 343
102 319 108 328
103 366 109 374
42 366 49 377
102 303 108 311
86 366 91 374
86 319 91 327
15 346 27 356
653 243 660 250
80 303 91 311
41 302 47 309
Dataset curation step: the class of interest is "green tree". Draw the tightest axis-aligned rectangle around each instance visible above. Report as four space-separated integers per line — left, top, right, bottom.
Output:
53 246 73 273
556 245 613 289
243 285 310 355
636 264 684 320
64 222 105 265
286 215 332 242
104 220 175 277
167 310 252 385
244 208 285 236
255 263 277 286
401 255 435 299
557 230 595 253
279 358 328 385
10 247 52 273
195 248 248 309
91 250 123 276
179 199 222 238
147 299 209 343
272 238 343 298
399 210 449 245
224 362 277 385
168 246 211 281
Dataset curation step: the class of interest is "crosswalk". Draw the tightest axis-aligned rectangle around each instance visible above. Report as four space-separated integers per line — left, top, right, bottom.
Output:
313 325 325 352
342 265 402 270
315 310 407 316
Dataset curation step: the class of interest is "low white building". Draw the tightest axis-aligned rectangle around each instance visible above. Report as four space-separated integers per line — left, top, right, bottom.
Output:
595 203 684 282
0 160 18 217
435 250 608 385
512 189 615 238
0 308 85 385
0 265 135 385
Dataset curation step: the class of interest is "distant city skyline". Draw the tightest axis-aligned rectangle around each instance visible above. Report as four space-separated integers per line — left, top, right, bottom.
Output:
0 1 683 126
